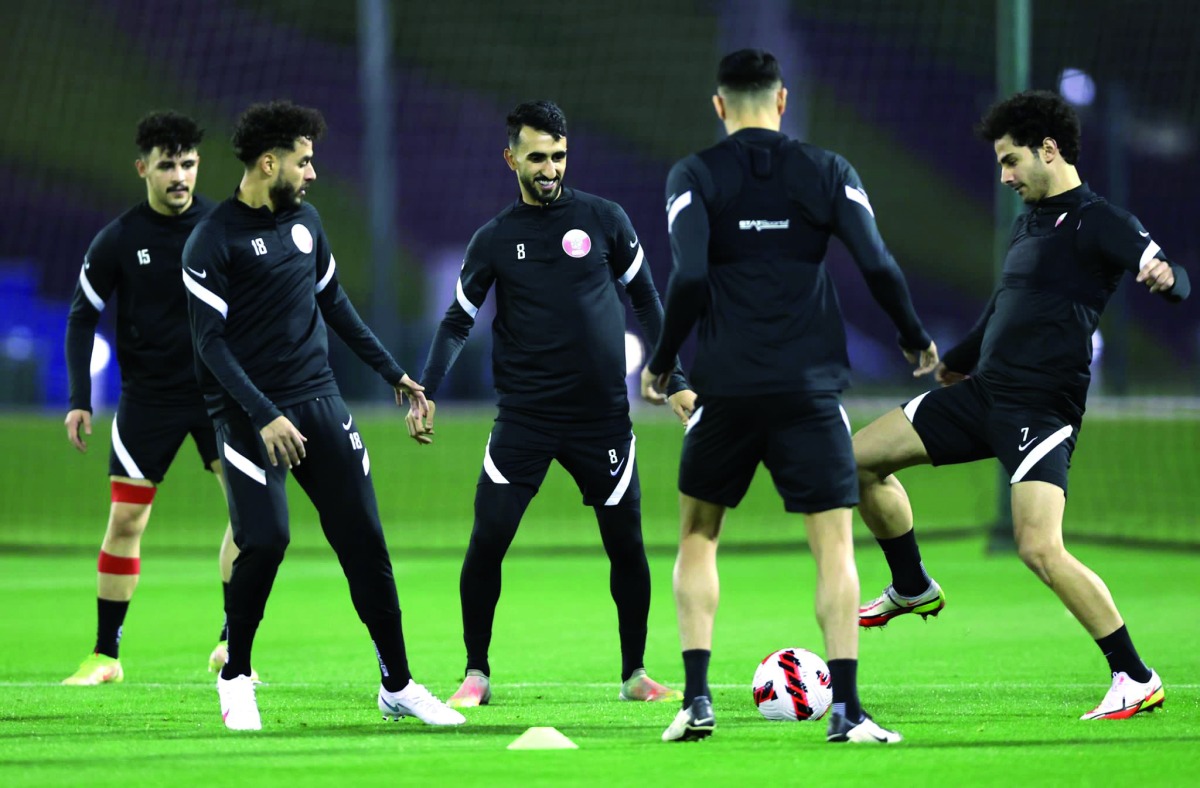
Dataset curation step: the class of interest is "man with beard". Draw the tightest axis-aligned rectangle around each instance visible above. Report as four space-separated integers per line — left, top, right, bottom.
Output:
183 100 463 730
62 111 238 686
853 90 1188 720
407 100 693 708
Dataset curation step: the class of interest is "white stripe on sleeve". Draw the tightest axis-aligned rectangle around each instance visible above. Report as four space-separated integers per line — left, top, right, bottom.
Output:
79 265 105 311
618 246 644 286
182 271 228 318
456 277 479 319
844 185 875 217
1138 240 1161 271
1010 425 1074 484
316 253 337 293
667 190 693 233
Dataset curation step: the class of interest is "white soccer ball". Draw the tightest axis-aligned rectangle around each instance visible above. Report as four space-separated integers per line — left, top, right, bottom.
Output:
752 648 833 721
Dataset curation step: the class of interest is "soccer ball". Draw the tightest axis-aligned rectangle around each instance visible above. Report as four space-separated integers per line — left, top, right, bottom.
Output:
752 648 833 721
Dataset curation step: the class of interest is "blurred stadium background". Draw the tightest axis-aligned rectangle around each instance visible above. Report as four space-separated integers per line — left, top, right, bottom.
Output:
0 0 1196 551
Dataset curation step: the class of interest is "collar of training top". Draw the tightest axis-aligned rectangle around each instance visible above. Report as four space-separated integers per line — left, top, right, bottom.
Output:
729 127 786 143
512 186 575 212
230 187 304 223
1034 182 1093 208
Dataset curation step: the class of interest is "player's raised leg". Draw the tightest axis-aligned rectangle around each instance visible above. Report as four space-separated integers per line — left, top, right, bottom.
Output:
1009 481 1163 719
661 493 721 742
803 508 900 743
855 405 944 627
206 458 248 677
63 476 154 685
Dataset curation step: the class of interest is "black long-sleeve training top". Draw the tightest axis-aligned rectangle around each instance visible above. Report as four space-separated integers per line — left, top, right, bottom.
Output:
183 195 405 429
647 128 930 396
65 196 215 411
941 183 1190 418
421 187 687 426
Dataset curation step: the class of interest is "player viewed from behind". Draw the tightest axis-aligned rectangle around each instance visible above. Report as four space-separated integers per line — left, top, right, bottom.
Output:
62 111 237 686
854 90 1188 720
183 100 463 731
644 49 938 744
407 100 694 708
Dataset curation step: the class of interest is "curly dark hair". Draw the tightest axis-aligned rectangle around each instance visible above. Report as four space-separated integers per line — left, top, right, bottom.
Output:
231 100 327 165
717 48 783 93
506 100 567 149
135 111 204 157
976 90 1082 165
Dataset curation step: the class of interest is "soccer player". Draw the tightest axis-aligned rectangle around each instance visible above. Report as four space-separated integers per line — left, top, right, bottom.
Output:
854 90 1188 720
644 49 937 744
183 100 463 731
62 111 238 686
408 100 693 708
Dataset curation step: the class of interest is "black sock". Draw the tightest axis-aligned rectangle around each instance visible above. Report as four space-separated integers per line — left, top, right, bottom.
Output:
828 659 863 722
95 598 129 659
682 649 711 707
877 530 931 597
461 483 533 678
218 582 230 642
595 502 650 683
1096 625 1151 682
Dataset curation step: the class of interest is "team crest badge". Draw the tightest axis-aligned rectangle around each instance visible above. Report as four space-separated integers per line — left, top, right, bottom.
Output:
562 229 591 258
291 223 314 253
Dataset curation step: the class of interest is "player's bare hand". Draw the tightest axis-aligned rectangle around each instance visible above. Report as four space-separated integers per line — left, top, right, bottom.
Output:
405 399 436 445
667 389 697 425
1136 259 1175 294
639 367 668 405
934 363 967 387
65 409 92 453
394 374 428 418
260 415 306 468
902 341 939 377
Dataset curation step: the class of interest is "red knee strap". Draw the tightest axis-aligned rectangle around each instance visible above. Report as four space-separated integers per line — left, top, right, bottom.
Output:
111 481 156 505
98 550 140 575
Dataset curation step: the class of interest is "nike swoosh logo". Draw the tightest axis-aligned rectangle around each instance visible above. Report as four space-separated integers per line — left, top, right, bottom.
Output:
1139 231 1150 237
342 416 353 430
380 698 402 713
186 267 207 279
629 238 638 248
609 457 626 476
1018 438 1039 451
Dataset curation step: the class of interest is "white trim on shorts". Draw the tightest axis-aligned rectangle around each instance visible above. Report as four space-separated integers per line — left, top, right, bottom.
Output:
1010 425 1074 484
604 434 637 507
903 390 932 423
110 415 145 480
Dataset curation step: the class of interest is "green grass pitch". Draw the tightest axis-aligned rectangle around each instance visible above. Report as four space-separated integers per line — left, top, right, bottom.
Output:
1 409 1198 785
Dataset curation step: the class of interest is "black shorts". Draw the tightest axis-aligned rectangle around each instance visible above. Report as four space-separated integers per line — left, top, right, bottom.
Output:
216 395 385 551
903 377 1080 492
108 395 218 484
479 418 640 507
678 391 857 514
